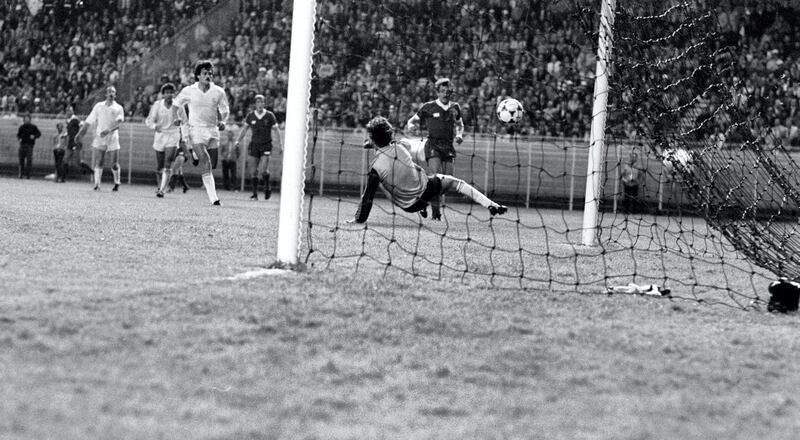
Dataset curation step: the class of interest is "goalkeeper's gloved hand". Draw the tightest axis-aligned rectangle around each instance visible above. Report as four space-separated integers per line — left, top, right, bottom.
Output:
455 134 463 144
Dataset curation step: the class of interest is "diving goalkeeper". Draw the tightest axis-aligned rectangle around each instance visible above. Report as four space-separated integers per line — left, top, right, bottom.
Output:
350 116 507 223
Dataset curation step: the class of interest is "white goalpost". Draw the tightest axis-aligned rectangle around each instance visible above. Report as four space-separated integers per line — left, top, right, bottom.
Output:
276 0 613 262
582 0 616 246
275 0 316 267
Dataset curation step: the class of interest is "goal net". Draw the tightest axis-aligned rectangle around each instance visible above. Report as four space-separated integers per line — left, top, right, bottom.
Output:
295 0 791 308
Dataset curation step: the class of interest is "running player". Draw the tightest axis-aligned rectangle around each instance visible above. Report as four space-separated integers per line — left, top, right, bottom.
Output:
146 82 186 197
173 60 230 205
234 94 282 200
405 77 465 219
63 104 92 181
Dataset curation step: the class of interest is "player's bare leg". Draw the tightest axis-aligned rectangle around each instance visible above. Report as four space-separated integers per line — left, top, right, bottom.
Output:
109 150 121 191
246 155 259 200
93 149 105 190
259 153 271 200
195 143 220 205
157 146 178 197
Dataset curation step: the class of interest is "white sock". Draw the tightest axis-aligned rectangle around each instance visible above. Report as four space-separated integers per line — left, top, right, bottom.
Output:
112 166 121 184
94 167 102 186
455 181 493 208
159 169 171 192
201 173 218 203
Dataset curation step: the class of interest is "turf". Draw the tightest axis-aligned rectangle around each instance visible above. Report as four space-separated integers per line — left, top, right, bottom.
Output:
2 177 800 439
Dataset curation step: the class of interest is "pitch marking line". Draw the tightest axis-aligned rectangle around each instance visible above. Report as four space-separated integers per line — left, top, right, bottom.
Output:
223 268 293 281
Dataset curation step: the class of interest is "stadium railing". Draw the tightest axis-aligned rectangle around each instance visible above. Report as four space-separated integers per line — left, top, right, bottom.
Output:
0 113 742 214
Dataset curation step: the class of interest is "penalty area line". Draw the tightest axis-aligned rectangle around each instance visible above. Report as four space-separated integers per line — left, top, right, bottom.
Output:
222 268 293 281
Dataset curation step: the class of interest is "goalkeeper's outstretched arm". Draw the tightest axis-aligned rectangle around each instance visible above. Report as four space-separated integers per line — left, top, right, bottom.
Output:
352 169 381 223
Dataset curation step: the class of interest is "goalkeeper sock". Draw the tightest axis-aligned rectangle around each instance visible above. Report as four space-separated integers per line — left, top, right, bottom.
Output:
94 167 102 186
455 180 492 208
201 173 219 203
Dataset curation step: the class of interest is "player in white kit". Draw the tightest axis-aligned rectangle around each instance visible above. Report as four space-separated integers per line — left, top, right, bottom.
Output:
173 60 230 206
146 82 189 197
77 85 125 191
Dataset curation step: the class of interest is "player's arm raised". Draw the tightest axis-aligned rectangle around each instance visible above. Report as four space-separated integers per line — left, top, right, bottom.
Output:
405 113 421 134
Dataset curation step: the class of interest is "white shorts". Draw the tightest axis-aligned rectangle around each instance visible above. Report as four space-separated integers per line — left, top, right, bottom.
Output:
92 131 121 152
188 126 220 147
152 130 180 152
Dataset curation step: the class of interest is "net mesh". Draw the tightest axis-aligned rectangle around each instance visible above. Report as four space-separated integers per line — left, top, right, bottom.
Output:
301 0 794 308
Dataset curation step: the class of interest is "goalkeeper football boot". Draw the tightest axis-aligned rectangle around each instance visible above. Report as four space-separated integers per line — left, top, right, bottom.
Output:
489 204 507 216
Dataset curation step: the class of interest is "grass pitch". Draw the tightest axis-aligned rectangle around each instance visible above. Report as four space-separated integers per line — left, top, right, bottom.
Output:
2 177 800 439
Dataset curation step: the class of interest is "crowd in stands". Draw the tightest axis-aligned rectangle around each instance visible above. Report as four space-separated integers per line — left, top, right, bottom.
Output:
0 0 218 115
4 0 800 145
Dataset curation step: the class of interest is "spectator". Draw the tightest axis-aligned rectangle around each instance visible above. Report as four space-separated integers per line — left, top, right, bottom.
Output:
620 150 643 214
52 122 67 183
16 113 41 179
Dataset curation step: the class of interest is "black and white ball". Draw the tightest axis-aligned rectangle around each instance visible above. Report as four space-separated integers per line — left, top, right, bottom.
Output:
496 98 525 124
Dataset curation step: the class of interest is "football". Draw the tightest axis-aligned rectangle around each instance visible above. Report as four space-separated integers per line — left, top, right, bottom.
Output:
496 98 525 124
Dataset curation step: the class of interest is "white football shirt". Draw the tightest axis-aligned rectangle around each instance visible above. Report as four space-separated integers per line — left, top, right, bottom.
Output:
174 82 230 128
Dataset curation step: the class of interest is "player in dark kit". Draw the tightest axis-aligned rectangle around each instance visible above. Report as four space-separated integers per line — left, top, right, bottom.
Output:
235 94 282 200
350 116 505 224
64 105 92 180
405 77 465 219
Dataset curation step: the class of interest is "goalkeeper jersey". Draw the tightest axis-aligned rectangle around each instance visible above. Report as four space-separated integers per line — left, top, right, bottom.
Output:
355 141 429 222
371 140 428 208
